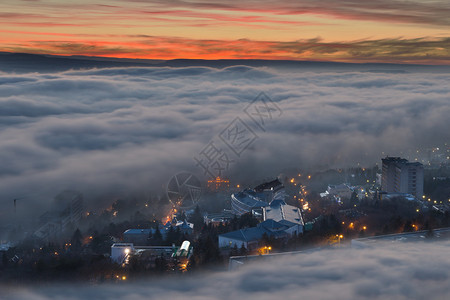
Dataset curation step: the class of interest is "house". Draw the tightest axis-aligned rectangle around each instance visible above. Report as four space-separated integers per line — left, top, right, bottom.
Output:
123 219 194 246
218 222 286 250
263 199 304 236
218 199 304 249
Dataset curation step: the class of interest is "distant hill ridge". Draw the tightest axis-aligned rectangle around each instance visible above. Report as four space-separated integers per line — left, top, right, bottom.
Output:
0 52 448 73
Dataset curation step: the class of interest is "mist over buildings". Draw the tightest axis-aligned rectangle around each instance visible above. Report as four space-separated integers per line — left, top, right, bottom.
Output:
3 240 450 300
0 64 449 222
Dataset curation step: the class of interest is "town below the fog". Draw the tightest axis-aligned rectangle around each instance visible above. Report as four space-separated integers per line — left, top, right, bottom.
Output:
1 150 449 282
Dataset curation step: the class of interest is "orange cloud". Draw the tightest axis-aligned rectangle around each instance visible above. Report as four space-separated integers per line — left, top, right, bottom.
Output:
1 36 449 64
1 1 449 63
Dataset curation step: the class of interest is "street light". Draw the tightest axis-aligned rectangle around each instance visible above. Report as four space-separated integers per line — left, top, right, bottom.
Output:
260 246 272 255
336 234 343 245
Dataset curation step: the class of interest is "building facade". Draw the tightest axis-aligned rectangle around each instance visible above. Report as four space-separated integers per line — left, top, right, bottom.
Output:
381 157 424 198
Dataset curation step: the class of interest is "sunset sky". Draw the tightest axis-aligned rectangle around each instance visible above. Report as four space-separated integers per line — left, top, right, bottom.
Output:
1 0 449 64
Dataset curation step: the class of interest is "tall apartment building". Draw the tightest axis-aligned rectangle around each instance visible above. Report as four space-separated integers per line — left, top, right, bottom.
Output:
381 157 424 198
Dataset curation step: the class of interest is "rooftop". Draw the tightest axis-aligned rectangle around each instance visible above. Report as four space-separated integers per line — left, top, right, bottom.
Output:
381 192 416 201
232 190 268 208
382 156 423 167
254 178 283 192
264 200 304 226
220 227 267 242
124 229 152 235
258 219 289 232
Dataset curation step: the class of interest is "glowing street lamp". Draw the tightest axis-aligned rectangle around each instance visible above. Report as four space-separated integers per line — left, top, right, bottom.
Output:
260 246 272 255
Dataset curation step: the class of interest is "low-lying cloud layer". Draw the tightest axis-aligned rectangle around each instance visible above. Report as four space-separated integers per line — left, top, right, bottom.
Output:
0 65 449 220
3 241 450 300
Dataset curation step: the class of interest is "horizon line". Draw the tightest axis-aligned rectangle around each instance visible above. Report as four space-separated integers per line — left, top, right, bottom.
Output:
2 51 450 67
